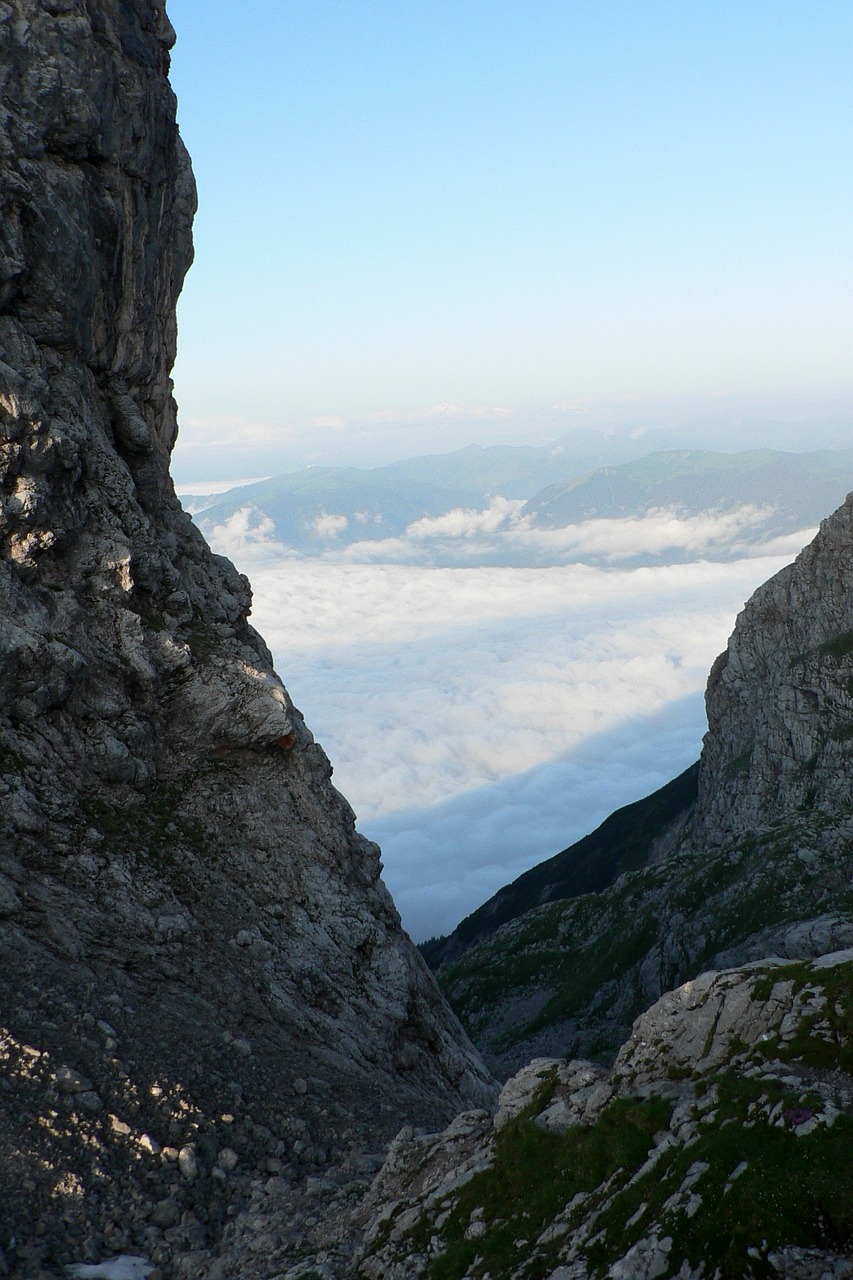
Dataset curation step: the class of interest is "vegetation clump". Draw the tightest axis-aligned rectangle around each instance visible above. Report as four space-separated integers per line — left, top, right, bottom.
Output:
422 1095 672 1280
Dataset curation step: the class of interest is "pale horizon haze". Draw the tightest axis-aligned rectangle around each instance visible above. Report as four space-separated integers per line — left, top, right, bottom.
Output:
167 0 852 480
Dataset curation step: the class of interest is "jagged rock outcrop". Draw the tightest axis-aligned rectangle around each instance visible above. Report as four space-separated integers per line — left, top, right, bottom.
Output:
0 3 492 1275
690 492 853 847
339 952 853 1280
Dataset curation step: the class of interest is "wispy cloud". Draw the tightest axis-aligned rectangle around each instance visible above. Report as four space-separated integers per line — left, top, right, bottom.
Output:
510 505 786 561
205 506 293 561
176 477 272 497
405 497 527 540
351 402 515 425
321 505 812 569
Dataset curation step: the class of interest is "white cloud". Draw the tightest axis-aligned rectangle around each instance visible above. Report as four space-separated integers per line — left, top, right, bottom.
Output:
332 401 514 425
176 413 290 449
405 496 527 540
226 547 798 938
325 503 800 569
242 554 794 653
202 506 292 562
311 512 349 538
171 403 531 480
730 529 818 559
509 505 776 560
176 477 271 497
310 414 347 430
263 504 810 572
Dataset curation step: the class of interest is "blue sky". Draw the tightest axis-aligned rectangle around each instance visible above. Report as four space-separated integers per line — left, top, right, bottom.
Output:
166 0 852 478
163 5 850 937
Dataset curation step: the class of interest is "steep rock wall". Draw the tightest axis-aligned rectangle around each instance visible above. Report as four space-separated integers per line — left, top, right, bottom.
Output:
0 3 491 1271
690 491 853 848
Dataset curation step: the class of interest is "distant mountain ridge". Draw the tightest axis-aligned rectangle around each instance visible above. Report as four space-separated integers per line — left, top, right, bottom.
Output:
187 446 853 562
523 447 853 531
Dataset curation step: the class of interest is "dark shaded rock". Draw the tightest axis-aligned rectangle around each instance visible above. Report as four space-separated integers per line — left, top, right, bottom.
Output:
0 0 493 1269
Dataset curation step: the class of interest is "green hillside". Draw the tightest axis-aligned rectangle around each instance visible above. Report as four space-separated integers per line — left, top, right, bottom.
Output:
437 806 853 1073
421 762 699 971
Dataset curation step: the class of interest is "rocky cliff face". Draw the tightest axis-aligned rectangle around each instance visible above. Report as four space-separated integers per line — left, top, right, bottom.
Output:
691 492 853 847
0 3 492 1274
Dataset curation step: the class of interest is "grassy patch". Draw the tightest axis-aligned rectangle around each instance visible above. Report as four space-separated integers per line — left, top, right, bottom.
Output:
186 628 217 662
77 782 208 875
0 738 25 775
775 962 853 1073
387 1072 853 1279
588 1075 853 1277
830 722 853 743
724 748 753 779
424 1097 671 1280
496 911 661 1050
750 962 810 1004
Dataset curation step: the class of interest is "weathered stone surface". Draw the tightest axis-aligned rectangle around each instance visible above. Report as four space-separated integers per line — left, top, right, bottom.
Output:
690 492 853 846
333 953 853 1280
0 1 493 1271
614 952 853 1086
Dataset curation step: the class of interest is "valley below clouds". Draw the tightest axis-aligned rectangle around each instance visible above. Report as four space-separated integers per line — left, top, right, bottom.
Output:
202 506 805 940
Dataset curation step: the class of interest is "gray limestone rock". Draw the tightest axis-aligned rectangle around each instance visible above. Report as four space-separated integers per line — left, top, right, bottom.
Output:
690 491 853 847
0 0 493 1270
335 952 853 1280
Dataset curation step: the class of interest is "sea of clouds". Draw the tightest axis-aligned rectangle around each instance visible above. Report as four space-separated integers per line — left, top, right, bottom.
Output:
198 499 809 941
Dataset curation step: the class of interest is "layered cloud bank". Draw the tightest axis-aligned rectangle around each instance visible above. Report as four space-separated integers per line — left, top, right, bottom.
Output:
179 444 840 936
205 496 810 570
202 528 800 938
